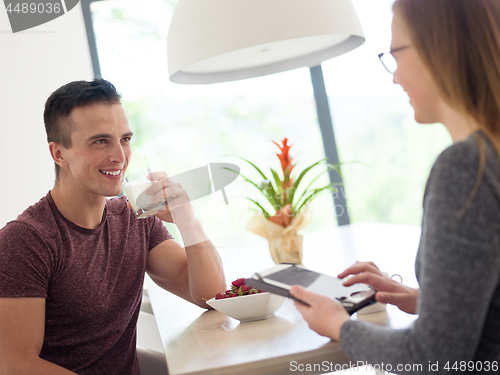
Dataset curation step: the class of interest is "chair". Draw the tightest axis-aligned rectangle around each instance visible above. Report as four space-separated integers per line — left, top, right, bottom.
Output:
137 311 169 375
140 287 154 315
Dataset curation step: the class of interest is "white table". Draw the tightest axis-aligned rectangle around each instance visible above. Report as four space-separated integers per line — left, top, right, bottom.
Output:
147 222 421 375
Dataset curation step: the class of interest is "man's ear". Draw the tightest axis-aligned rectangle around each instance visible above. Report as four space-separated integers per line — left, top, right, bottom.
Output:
49 142 69 168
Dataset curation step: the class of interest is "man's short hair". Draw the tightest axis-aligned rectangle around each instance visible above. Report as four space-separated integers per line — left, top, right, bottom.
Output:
43 79 122 179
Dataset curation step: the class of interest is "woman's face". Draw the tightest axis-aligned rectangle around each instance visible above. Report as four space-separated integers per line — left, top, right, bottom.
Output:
391 12 447 124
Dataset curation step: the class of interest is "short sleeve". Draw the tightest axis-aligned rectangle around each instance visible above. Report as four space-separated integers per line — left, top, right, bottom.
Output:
147 217 174 251
0 222 52 298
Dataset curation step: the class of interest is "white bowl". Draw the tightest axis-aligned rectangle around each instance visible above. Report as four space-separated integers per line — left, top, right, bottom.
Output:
206 292 287 322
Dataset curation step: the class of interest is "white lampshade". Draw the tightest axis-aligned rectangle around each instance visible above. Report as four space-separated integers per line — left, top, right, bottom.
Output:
167 0 365 84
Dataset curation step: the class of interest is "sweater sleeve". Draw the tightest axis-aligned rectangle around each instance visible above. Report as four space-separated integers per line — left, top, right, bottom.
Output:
340 137 500 374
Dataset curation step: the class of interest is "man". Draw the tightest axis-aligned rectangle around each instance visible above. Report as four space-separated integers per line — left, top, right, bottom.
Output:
0 79 226 374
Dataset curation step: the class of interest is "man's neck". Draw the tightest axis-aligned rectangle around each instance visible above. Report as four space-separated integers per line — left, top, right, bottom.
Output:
51 182 107 230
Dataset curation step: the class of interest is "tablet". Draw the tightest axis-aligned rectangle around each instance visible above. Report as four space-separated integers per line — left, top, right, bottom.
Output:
246 263 376 315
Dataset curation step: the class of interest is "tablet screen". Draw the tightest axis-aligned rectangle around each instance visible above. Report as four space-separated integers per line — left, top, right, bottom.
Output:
249 264 376 314
260 265 372 300
265 266 321 287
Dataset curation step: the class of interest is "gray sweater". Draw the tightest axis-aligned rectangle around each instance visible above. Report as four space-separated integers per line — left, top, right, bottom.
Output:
340 132 500 374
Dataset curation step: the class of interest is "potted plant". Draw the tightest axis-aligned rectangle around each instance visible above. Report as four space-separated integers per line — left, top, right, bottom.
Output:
235 138 340 264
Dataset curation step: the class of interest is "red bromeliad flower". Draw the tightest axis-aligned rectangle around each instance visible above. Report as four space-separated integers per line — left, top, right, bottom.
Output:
272 138 295 190
234 137 339 228
267 138 296 226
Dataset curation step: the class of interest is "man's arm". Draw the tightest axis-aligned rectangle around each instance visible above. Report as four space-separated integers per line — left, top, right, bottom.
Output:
146 219 226 308
142 171 226 307
0 298 77 374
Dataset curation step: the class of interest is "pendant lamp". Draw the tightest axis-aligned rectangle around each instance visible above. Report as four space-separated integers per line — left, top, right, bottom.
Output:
167 0 365 84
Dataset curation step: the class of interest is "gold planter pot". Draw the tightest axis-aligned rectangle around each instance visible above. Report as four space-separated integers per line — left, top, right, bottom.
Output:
246 205 311 265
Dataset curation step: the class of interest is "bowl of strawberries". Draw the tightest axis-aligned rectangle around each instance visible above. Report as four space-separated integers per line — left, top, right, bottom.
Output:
206 278 287 322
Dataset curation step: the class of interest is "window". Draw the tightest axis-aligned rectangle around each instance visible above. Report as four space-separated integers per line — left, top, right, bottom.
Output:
87 0 450 247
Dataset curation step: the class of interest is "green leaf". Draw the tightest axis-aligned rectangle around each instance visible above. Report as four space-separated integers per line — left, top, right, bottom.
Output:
230 156 270 181
289 160 364 207
224 156 363 213
286 158 328 205
248 179 279 208
229 195 273 217
293 165 339 206
326 160 373 177
243 197 272 217
269 168 283 190
223 167 279 208
293 185 337 214
326 162 342 175
269 168 284 206
223 167 262 192
226 157 280 208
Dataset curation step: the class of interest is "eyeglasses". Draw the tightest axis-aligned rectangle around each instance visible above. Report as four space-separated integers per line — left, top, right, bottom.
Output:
378 45 411 75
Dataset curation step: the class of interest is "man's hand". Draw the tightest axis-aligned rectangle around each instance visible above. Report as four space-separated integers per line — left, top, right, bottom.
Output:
145 171 196 228
339 261 419 314
290 285 350 342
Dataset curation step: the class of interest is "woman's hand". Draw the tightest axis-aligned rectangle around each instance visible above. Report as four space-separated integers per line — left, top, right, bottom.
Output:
289 285 350 342
339 261 419 315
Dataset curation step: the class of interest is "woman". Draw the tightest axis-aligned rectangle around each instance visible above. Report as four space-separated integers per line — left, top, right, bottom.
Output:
290 0 500 373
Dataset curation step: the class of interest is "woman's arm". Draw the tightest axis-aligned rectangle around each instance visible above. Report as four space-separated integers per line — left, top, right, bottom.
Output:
293 140 500 374
341 140 500 374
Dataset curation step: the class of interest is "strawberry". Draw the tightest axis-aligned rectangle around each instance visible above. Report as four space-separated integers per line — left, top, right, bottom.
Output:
231 278 246 288
240 285 250 294
213 278 264 300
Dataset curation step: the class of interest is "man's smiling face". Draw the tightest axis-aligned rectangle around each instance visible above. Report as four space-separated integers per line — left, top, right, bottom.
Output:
59 103 133 199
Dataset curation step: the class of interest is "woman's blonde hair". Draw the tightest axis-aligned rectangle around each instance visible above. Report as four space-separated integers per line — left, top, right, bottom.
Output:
394 0 500 216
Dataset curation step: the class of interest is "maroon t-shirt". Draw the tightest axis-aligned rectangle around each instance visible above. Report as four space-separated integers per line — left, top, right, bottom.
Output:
0 192 173 374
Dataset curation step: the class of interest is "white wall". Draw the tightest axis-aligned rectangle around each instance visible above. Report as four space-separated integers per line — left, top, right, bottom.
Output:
0 5 94 227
